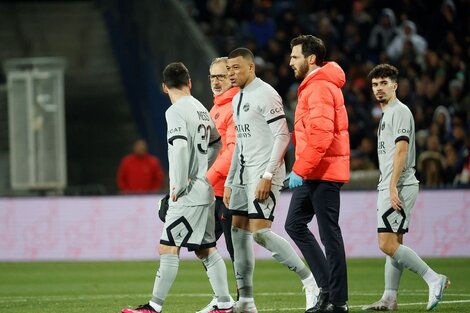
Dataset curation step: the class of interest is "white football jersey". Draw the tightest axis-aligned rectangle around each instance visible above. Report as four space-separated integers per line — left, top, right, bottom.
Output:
377 98 419 190
227 78 289 186
166 96 221 205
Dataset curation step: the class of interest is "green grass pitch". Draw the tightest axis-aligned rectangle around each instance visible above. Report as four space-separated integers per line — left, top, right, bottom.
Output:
1 258 469 312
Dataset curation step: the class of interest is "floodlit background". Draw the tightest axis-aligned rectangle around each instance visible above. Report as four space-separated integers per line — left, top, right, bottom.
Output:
0 1 469 312
0 0 468 196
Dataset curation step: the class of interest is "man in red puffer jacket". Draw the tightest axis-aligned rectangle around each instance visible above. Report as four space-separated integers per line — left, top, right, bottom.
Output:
285 35 350 313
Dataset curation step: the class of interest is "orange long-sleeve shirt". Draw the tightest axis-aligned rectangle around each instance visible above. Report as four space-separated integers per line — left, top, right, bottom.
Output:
207 87 239 196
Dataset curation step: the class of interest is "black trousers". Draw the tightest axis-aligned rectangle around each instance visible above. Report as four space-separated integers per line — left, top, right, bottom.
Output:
214 196 234 261
285 180 348 304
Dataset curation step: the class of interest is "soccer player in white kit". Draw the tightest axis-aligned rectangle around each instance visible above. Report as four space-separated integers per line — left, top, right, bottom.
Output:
362 64 450 312
223 48 319 313
122 62 232 313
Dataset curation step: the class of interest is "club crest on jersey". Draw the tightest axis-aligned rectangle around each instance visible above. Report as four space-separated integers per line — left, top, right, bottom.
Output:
243 103 250 112
214 112 220 120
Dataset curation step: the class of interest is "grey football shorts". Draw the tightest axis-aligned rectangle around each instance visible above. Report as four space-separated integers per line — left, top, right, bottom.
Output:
160 201 216 251
229 182 281 221
377 184 419 234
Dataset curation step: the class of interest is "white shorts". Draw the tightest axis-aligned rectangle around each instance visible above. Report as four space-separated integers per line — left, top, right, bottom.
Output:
377 184 419 234
229 182 280 221
160 201 216 251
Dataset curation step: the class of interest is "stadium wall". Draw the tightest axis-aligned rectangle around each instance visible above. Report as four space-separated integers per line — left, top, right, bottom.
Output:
0 190 469 261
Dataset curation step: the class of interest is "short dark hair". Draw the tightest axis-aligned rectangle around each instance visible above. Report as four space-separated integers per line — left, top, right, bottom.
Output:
163 62 190 89
367 64 399 83
228 47 255 62
290 35 326 66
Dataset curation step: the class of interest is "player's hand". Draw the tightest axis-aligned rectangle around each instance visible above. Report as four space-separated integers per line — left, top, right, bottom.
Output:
172 180 191 202
288 171 304 189
390 185 402 211
256 178 272 201
223 187 232 208
171 186 178 202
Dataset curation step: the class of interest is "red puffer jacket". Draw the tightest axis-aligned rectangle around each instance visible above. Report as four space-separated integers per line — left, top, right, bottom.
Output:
292 62 350 183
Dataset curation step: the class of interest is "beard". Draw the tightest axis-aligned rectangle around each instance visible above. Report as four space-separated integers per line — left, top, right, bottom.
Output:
295 61 309 79
375 94 389 104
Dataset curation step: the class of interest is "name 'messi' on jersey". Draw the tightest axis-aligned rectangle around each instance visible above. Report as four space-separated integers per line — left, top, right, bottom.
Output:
197 110 210 121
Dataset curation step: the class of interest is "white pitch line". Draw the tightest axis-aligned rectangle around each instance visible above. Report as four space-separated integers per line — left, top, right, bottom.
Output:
2 291 469 300
260 300 470 311
349 290 470 298
353 299 470 308
1 292 470 309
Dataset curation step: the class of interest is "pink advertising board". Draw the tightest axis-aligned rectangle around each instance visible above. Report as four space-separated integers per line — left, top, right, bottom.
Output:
0 190 469 261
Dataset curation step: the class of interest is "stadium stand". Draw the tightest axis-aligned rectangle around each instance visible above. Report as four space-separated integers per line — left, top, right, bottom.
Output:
183 0 469 189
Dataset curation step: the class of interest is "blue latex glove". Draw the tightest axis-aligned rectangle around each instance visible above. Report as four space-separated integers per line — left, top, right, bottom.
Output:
288 171 304 189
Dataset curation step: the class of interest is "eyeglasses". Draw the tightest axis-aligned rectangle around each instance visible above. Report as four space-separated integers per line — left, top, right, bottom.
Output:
208 74 227 82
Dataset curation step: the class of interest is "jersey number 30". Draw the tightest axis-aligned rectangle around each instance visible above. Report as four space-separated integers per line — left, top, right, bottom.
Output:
197 124 211 154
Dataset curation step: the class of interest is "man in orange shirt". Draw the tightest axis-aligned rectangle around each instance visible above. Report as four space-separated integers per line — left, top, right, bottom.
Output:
286 35 350 313
117 139 165 194
197 57 239 313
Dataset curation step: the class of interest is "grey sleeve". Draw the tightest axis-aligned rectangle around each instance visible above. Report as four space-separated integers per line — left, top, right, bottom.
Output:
393 107 413 143
166 108 189 197
225 142 239 187
207 124 222 168
266 119 290 174
170 139 189 197
262 90 290 174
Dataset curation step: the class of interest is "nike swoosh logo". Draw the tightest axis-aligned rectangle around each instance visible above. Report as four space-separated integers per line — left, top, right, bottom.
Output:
434 278 447 298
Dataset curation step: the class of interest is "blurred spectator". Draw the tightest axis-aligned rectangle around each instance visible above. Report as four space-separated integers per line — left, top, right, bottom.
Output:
191 1 469 189
417 135 446 187
445 78 470 115
454 136 470 187
443 142 461 185
426 135 442 153
422 50 447 100
433 105 453 143
317 16 341 50
241 8 276 49
430 0 464 50
387 20 427 63
351 137 377 171
397 77 416 107
350 150 374 171
368 8 398 62
418 151 446 188
117 139 165 194
449 123 468 167
342 20 367 63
